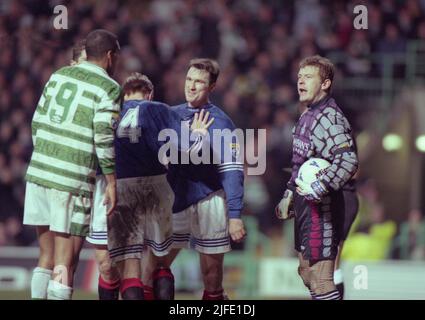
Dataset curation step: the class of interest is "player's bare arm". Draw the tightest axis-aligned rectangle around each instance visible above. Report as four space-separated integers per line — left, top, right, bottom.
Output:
103 173 117 216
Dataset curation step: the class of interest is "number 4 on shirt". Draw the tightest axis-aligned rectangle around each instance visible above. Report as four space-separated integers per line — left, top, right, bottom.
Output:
117 106 142 143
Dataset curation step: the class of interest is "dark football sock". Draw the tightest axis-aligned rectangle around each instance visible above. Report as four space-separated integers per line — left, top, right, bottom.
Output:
153 267 174 300
98 275 120 300
120 278 144 300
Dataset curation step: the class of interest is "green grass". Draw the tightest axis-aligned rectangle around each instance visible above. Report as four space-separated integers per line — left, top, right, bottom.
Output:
0 290 97 300
0 290 202 300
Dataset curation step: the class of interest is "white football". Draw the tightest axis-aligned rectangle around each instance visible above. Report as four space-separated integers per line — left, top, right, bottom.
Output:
297 158 331 185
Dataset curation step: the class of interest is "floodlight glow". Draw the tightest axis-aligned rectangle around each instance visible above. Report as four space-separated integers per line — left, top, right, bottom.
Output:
415 135 425 152
382 134 403 151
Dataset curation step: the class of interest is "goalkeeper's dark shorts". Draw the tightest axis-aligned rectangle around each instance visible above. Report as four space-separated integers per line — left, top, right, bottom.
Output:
293 191 344 261
341 189 359 240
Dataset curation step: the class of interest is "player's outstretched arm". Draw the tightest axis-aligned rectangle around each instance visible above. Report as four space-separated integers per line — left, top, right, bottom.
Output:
187 109 214 155
190 108 214 135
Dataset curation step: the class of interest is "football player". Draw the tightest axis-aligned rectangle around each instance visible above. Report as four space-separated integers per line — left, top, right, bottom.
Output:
276 55 358 300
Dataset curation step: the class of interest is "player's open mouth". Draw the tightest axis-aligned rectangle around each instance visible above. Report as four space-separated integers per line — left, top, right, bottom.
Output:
299 89 307 94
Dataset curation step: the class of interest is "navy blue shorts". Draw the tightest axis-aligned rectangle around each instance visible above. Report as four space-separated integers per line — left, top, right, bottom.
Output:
294 191 344 261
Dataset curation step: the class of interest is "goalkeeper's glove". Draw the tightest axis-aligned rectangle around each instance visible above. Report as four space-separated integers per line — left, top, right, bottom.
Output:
275 189 294 220
295 178 328 202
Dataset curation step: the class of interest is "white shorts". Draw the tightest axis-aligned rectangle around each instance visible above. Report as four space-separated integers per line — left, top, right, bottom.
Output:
172 189 231 254
108 175 174 264
23 182 91 236
86 176 108 246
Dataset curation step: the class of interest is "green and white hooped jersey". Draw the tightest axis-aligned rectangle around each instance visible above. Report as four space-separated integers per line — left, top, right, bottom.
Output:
26 61 121 199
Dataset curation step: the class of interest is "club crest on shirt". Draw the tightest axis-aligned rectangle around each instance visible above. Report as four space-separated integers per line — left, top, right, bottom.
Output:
230 142 240 157
337 142 350 149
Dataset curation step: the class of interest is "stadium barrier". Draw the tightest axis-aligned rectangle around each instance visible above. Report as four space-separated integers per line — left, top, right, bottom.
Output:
2 245 425 299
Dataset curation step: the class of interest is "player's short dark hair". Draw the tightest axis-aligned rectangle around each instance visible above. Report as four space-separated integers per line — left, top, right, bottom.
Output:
85 29 120 60
122 72 154 97
189 58 220 85
72 39 86 62
299 55 335 92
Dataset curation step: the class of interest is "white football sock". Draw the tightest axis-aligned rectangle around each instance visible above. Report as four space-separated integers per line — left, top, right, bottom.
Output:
31 267 52 299
334 269 343 285
47 280 73 300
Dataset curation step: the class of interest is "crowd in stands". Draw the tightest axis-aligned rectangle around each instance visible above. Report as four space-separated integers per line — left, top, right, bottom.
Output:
1 0 424 257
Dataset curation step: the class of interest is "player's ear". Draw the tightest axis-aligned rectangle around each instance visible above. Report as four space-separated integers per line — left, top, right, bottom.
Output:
148 91 154 101
321 79 331 91
208 82 216 92
106 50 113 64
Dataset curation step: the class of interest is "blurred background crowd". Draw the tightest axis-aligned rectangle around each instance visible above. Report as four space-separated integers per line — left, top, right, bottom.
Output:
1 0 425 262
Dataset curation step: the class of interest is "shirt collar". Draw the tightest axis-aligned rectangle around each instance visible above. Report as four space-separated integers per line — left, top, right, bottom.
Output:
186 101 213 111
308 95 330 110
79 61 109 77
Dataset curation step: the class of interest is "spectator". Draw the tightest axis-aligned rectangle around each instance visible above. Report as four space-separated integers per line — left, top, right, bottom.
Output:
0 0 424 243
393 209 425 260
342 203 397 261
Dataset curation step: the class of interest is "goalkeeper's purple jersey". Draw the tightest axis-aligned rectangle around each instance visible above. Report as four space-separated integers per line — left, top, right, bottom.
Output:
288 96 358 192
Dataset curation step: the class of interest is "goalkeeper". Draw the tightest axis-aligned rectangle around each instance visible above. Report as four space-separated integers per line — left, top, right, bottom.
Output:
275 55 358 300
